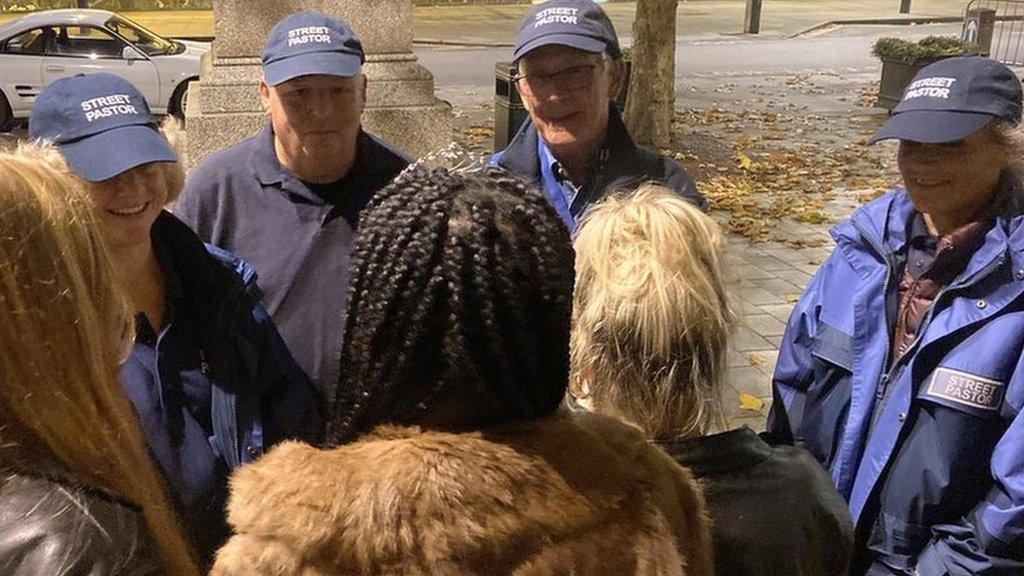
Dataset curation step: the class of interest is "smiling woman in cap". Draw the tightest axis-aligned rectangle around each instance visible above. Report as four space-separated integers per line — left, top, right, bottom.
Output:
29 73 323 569
769 56 1024 575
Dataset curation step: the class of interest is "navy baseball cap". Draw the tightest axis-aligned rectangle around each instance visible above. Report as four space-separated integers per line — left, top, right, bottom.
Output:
513 0 622 61
262 11 365 86
869 56 1023 144
29 73 177 183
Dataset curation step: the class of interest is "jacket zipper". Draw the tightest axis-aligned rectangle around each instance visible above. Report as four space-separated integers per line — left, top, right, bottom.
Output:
575 148 610 217
855 214 1006 407
198 348 211 376
851 220 898 390
881 254 1005 384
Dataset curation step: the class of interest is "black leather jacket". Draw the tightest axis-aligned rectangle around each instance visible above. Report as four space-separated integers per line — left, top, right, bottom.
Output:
0 472 162 575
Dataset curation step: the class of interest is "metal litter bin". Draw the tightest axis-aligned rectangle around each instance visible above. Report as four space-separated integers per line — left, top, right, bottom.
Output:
494 61 529 152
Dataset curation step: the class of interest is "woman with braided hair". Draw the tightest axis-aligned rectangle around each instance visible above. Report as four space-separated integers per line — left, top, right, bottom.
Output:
211 167 714 576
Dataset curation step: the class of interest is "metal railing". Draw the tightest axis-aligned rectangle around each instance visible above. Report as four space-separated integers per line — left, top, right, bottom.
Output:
964 0 1024 66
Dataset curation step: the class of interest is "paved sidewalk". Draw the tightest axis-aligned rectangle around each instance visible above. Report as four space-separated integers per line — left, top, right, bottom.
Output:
0 0 971 41
719 209 856 432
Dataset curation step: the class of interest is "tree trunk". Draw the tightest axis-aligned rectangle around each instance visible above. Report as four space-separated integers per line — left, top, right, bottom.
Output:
624 0 678 149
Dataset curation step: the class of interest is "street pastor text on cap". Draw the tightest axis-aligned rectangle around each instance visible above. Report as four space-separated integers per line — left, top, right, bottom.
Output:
513 0 622 61
869 56 1023 145
262 11 365 87
29 73 177 182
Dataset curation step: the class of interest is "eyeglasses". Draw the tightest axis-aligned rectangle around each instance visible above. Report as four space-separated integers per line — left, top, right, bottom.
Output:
514 64 599 96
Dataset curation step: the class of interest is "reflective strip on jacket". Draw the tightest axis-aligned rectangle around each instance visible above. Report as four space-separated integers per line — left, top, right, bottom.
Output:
768 188 1024 575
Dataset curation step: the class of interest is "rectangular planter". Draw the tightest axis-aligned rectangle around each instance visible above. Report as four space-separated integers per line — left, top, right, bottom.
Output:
874 55 974 111
875 59 930 111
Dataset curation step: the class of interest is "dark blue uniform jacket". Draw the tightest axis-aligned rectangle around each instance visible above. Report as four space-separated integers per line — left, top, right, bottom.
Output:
121 211 322 565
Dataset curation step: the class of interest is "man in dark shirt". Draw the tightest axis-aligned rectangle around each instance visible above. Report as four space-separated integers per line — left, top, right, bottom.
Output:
491 0 704 232
176 11 411 403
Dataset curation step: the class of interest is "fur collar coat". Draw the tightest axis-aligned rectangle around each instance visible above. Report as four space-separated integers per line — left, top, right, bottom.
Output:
211 411 713 576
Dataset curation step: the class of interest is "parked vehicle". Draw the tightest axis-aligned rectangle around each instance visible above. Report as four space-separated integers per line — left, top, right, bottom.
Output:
0 9 209 130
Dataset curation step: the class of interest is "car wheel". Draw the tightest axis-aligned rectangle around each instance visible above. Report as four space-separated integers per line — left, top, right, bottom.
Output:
0 91 16 133
170 79 195 121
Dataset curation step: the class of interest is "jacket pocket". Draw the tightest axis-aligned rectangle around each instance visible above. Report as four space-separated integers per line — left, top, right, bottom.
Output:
873 367 1009 545
803 319 854 466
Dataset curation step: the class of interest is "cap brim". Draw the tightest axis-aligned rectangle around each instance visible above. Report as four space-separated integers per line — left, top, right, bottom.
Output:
263 51 362 86
514 34 607 61
60 124 177 182
868 110 995 144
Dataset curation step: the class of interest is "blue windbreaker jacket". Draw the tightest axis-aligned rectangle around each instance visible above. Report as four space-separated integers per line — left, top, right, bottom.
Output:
768 187 1024 575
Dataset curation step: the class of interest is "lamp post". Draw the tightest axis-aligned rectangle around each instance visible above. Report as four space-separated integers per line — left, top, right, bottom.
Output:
745 0 763 34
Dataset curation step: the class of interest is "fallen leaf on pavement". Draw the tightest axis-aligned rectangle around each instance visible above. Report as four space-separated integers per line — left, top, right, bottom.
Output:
739 393 766 412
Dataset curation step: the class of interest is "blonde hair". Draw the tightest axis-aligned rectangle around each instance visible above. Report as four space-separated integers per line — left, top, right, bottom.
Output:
0 145 200 576
571 183 733 439
160 117 187 204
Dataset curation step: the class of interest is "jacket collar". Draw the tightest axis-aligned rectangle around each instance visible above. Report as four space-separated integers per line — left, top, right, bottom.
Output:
832 190 914 259
151 210 246 304
151 211 251 392
654 426 773 476
835 170 1024 259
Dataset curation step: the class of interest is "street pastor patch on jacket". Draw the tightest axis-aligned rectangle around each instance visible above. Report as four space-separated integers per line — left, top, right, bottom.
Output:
920 367 1006 416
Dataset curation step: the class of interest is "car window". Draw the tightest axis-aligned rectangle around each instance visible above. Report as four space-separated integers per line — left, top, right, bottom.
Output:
50 26 128 59
104 15 173 56
2 27 51 56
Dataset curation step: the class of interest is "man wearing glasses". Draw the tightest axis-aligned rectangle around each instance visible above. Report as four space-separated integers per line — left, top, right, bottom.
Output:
492 0 704 231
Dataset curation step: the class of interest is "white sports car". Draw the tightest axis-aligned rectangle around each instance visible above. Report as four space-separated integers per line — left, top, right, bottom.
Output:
0 9 209 130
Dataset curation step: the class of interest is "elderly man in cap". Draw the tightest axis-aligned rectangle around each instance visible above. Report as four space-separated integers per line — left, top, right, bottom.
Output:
176 12 410 403
768 56 1024 575
492 0 704 231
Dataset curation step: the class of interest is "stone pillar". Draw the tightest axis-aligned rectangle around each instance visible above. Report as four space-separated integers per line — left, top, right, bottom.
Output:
186 0 451 165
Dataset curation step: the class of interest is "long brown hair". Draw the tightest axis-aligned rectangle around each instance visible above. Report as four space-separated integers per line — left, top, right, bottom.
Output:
0 145 200 576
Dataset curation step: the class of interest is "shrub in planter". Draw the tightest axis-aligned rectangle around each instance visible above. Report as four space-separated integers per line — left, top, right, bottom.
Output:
872 36 979 110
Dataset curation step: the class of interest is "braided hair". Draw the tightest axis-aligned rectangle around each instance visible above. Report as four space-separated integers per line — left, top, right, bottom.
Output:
328 167 574 443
